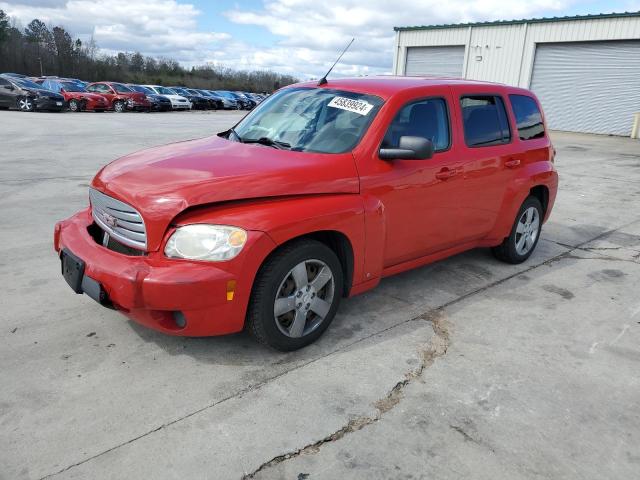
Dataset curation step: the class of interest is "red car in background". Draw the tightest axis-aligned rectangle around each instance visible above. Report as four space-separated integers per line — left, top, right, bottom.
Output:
85 81 152 112
38 78 109 112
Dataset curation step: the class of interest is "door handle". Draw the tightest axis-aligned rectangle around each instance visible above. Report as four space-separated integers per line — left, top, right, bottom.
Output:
435 168 458 180
505 159 521 168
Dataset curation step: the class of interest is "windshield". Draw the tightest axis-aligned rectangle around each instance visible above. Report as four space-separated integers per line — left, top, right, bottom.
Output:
130 85 152 94
61 82 85 92
14 78 43 90
112 83 132 93
232 87 383 154
156 86 176 95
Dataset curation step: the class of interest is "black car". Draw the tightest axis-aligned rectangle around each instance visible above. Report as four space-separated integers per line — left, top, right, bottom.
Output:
170 87 210 110
0 74 65 111
128 85 172 112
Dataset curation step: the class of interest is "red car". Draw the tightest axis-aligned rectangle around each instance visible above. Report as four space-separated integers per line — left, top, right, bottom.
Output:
85 81 151 112
38 78 109 112
55 77 558 351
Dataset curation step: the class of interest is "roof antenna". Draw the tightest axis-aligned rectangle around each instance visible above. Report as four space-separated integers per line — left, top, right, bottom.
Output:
318 38 354 86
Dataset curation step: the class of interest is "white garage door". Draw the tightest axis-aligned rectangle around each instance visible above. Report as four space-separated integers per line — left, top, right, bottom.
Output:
405 46 465 77
530 40 640 136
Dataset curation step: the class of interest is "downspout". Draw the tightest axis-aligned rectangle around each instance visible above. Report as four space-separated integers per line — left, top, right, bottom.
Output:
516 22 529 87
462 25 473 79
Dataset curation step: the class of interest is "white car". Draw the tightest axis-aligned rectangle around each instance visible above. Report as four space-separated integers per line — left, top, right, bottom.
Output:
143 85 192 110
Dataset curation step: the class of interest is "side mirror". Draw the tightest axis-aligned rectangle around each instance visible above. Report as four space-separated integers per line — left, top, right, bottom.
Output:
60 88 66 93
379 136 434 161
4 84 14 90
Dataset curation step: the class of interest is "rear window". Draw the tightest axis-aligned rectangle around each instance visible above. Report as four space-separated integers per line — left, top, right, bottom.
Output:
461 96 511 147
509 94 545 140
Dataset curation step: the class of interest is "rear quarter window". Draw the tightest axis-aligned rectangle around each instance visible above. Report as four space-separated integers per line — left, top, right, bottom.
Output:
509 94 545 140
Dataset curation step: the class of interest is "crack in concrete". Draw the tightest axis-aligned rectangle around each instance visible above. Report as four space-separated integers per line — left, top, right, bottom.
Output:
40 219 640 479
241 310 450 480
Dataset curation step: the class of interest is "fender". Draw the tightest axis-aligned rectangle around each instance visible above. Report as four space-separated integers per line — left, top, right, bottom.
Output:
172 194 367 291
483 161 558 246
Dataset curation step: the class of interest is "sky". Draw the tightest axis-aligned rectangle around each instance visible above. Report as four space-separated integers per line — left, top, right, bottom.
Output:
1 0 639 79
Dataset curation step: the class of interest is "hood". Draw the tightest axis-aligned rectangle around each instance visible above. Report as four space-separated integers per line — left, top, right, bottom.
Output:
165 94 188 101
91 135 359 251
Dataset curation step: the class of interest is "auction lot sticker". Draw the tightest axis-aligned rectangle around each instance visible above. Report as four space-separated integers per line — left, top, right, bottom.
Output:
328 96 374 115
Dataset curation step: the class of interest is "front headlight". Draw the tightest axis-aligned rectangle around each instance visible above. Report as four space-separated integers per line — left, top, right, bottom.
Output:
164 225 247 261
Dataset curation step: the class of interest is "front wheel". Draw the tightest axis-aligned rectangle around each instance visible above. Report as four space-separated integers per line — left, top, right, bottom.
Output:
113 100 125 113
246 239 343 351
17 96 35 112
492 196 543 264
69 99 81 112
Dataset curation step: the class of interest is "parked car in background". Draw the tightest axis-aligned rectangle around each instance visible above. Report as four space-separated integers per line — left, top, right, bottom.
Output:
213 90 240 109
54 77 558 351
38 78 109 112
128 85 172 112
234 92 256 110
85 82 151 112
170 87 210 110
196 90 225 109
144 85 191 110
0 74 65 111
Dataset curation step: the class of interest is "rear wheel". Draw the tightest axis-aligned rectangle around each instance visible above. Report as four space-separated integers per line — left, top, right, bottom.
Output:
492 196 543 264
17 96 34 112
246 239 343 351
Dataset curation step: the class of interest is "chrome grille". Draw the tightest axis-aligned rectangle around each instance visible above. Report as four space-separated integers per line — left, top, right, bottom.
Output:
89 188 147 250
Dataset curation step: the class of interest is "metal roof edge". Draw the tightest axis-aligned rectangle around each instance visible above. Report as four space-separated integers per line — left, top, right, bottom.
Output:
393 11 640 32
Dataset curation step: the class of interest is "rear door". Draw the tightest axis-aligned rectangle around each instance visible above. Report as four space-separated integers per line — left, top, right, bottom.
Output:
0 78 14 107
453 88 516 243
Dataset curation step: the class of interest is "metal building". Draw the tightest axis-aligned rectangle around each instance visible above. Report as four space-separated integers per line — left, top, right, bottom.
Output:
393 12 640 136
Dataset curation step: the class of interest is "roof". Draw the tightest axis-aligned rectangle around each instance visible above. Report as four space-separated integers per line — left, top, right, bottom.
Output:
394 11 640 31
292 76 514 99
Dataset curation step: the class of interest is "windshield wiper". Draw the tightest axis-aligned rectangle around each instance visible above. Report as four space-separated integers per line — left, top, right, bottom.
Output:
242 137 291 150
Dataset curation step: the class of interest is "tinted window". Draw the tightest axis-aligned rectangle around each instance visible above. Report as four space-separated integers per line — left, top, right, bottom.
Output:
461 96 511 147
0 78 11 87
382 98 450 152
509 94 545 140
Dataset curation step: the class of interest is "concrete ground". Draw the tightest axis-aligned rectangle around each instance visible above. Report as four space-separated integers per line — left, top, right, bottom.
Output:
0 110 638 480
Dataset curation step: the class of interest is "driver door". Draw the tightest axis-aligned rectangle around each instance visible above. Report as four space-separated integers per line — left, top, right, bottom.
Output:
359 92 463 267
0 78 14 107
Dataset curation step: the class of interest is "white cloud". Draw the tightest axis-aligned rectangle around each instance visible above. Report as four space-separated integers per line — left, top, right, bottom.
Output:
1 0 583 78
0 0 230 61
224 0 573 78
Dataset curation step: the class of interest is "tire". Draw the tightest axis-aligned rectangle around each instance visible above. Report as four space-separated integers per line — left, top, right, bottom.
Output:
246 239 344 351
17 96 35 112
69 99 81 112
492 196 543 264
113 100 125 113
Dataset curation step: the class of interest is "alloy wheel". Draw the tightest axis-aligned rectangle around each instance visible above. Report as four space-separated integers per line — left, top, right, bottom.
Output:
18 97 33 111
274 259 335 338
515 206 540 255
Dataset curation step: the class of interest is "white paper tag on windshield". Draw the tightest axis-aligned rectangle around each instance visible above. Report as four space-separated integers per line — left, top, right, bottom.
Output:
328 96 374 115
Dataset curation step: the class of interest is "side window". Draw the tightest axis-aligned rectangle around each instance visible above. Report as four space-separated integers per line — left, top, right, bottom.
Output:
0 78 11 87
509 94 545 140
461 96 511 147
86 84 97 92
382 98 450 152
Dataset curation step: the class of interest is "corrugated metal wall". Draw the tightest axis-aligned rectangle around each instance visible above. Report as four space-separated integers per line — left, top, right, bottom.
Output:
394 16 640 87
530 40 640 135
393 16 640 135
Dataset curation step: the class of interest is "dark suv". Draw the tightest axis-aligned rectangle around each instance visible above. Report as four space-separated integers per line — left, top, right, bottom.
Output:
0 75 65 112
